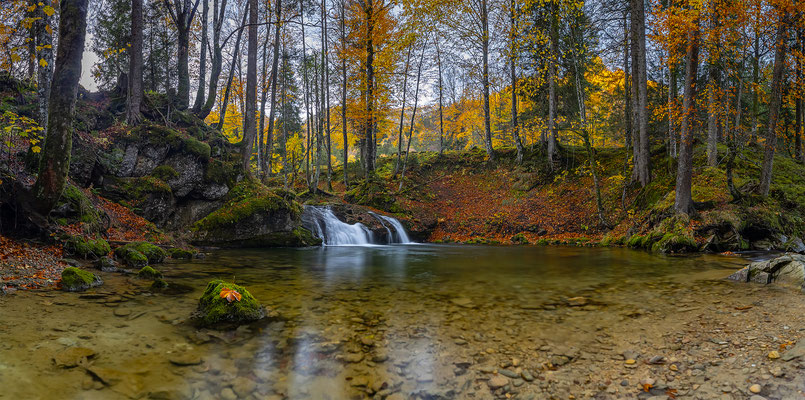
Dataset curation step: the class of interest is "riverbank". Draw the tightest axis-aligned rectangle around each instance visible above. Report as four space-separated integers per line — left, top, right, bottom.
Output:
1 246 803 399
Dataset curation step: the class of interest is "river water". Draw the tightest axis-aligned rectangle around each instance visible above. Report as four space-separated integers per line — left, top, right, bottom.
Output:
0 245 793 399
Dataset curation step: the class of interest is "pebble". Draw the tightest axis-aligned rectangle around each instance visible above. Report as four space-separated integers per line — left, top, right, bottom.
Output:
768 351 780 359
498 369 519 379
113 308 131 317
521 371 534 381
625 359 636 365
220 388 237 400
487 375 508 389
749 384 762 394
169 353 203 366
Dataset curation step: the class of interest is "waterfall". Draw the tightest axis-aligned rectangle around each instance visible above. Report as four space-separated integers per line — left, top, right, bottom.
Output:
371 212 412 244
302 206 413 246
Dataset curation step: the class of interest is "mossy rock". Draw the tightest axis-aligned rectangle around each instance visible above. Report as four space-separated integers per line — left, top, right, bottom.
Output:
651 233 699 254
151 278 169 290
510 233 529 245
114 246 148 268
168 248 195 260
116 242 167 265
194 280 266 328
64 236 111 259
93 256 119 272
137 266 163 279
57 185 103 230
151 165 179 181
183 136 211 159
61 267 103 292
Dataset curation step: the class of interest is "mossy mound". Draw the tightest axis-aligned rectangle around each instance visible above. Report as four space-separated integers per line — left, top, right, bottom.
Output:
151 278 169 290
194 280 266 328
115 242 167 266
61 267 103 292
510 233 529 245
168 248 195 259
151 165 179 181
137 266 163 279
344 177 405 214
57 185 104 231
64 236 111 259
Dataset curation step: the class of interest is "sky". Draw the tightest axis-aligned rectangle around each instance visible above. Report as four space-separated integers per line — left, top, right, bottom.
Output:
79 33 99 91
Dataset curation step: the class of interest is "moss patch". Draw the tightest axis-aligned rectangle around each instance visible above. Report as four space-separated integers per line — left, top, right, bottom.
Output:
192 180 302 233
64 236 111 259
137 266 163 279
195 280 266 328
151 165 179 181
168 248 195 259
114 246 148 268
116 242 167 265
61 267 103 292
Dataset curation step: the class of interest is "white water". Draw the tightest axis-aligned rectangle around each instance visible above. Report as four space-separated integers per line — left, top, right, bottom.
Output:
303 206 413 246
374 214 412 244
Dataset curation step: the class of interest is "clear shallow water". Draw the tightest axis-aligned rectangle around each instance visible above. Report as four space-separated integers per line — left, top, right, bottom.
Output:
0 245 751 399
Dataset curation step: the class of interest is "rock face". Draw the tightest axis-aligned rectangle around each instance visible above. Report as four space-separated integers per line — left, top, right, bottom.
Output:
727 253 805 288
191 181 321 248
194 280 266 328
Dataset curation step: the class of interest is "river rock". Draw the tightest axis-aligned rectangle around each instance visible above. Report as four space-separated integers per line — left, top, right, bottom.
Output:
193 280 266 328
53 347 96 368
488 375 509 389
727 254 805 288
169 353 203 366
782 341 805 361
450 297 473 307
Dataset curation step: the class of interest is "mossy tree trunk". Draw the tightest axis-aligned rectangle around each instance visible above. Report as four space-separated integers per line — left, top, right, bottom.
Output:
674 16 700 215
32 0 89 216
126 0 144 125
242 0 258 176
759 17 789 197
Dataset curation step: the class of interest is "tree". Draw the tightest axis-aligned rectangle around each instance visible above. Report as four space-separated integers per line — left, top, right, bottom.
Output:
241 0 259 175
509 0 524 165
630 0 650 186
674 9 700 215
32 0 89 215
758 12 790 196
126 0 144 124
163 0 201 109
262 0 282 176
191 0 209 112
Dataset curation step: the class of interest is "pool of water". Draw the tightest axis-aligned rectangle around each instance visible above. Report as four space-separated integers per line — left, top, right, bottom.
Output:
0 245 753 399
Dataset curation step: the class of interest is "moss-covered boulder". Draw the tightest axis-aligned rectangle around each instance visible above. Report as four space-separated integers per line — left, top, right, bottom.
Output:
61 267 103 292
194 280 266 328
115 242 167 266
93 256 119 272
191 180 320 248
64 236 111 259
137 266 163 279
151 278 169 290
168 248 195 259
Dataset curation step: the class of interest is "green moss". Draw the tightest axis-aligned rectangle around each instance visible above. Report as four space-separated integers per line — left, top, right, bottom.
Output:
168 248 195 259
204 159 239 187
626 235 644 248
195 280 266 327
651 233 699 253
151 165 179 181
510 233 529 245
183 136 211 159
58 185 103 229
116 242 166 265
192 180 302 233
126 124 182 147
151 278 169 290
114 246 148 268
108 176 172 203
64 236 111 259
344 177 405 214
536 238 549 245
61 267 103 292
137 266 163 279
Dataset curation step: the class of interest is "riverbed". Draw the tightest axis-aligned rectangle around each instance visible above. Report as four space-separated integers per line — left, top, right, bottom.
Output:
1 245 804 399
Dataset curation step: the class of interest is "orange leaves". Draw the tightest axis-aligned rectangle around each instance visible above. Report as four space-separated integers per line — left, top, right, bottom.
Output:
220 288 242 303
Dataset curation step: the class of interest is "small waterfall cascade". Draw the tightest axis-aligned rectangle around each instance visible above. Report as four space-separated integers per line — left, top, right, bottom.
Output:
370 212 412 244
302 206 413 245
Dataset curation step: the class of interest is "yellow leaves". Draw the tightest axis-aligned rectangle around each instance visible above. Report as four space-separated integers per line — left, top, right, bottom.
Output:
38 58 47 67
42 6 55 17
31 146 41 153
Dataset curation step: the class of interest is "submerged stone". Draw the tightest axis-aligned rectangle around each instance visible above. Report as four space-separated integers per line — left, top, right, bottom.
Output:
137 266 163 279
60 267 103 292
194 280 266 328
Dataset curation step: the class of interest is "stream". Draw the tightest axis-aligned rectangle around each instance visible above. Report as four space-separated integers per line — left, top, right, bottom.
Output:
1 245 804 399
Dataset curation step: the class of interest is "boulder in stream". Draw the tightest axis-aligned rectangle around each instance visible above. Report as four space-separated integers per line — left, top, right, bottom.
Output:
60 267 103 292
194 280 266 328
727 253 805 288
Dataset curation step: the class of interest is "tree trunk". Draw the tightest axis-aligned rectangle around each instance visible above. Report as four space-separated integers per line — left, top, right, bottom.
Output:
631 0 650 186
510 0 523 165
176 26 190 108
480 0 494 162
394 45 412 177
399 44 426 191
322 0 333 190
674 18 700 215
127 0 144 125
759 19 789 197
241 0 258 176
363 0 376 174
341 0 349 188
547 4 558 165
192 0 209 112
436 37 445 155
216 7 248 131
751 33 759 143
32 0 89 215
669 63 677 158
198 0 228 119
706 62 719 166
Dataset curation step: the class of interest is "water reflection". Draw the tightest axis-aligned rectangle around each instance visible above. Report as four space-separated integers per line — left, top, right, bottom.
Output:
0 245 751 399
